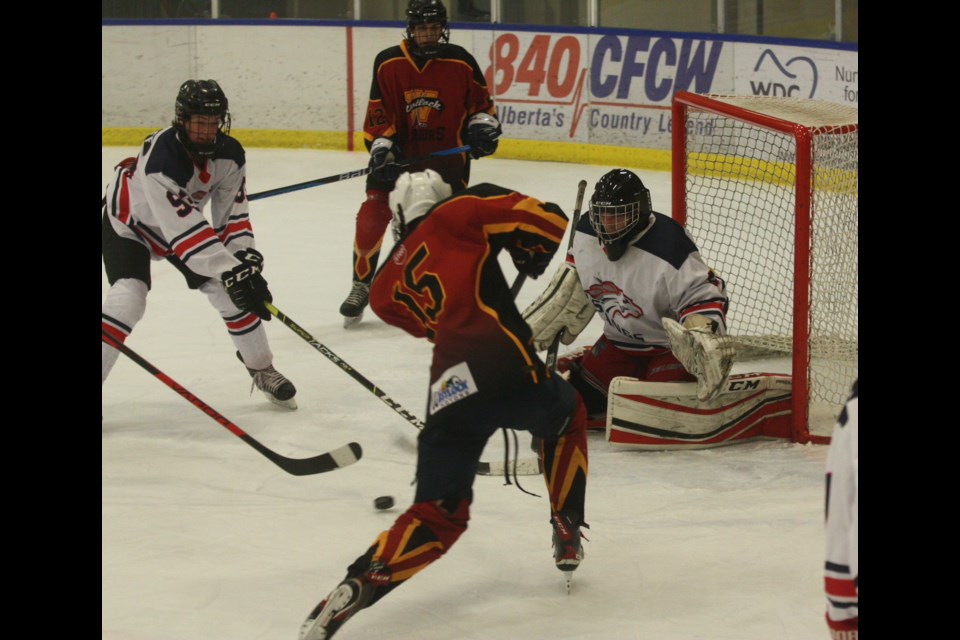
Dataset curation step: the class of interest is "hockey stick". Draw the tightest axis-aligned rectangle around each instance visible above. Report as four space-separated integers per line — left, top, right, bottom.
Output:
265 302 542 475
509 272 527 298
101 329 363 476
247 145 472 202
507 179 586 311
265 302 426 431
544 179 588 371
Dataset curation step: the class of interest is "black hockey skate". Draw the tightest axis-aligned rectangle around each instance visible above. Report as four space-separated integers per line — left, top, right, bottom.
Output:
339 282 370 328
237 352 297 409
299 577 374 640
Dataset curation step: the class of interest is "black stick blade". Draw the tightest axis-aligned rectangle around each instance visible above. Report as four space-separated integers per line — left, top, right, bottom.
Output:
253 441 363 476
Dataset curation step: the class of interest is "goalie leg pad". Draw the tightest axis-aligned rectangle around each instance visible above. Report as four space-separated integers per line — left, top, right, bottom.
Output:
574 337 683 420
606 373 793 450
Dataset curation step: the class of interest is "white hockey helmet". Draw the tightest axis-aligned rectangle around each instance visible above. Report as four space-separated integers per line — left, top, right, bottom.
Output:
389 170 452 241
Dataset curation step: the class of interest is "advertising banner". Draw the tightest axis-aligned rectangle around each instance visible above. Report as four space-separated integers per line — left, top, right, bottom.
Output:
733 42 858 107
476 30 856 151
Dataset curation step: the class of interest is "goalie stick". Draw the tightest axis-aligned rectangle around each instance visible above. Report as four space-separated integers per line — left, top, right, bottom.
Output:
264 302 541 476
247 145 471 202
545 179 588 371
101 329 363 476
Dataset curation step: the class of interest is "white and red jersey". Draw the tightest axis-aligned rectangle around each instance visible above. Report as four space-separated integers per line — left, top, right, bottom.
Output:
102 127 253 279
825 379 858 635
568 211 728 353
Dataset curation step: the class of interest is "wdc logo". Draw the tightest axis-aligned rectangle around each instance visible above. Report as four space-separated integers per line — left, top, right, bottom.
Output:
750 49 818 98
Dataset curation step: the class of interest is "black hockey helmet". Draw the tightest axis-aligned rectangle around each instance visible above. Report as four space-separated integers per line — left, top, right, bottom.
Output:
406 0 450 58
589 169 653 262
173 79 231 159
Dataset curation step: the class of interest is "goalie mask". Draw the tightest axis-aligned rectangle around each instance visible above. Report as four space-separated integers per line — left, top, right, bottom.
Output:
389 170 452 241
174 79 231 160
406 0 450 58
588 169 653 262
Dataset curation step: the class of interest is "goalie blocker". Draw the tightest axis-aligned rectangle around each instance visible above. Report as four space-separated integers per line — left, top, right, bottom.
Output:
606 373 793 449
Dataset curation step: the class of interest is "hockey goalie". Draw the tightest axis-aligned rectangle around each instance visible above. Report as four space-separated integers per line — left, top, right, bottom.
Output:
523 169 792 450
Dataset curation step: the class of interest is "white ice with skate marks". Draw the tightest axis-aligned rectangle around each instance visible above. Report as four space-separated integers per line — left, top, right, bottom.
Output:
103 147 836 639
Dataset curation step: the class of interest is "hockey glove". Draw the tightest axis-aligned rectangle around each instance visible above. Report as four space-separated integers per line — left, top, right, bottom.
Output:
663 317 735 401
509 245 552 278
221 261 273 321
522 263 594 351
234 248 265 272
369 137 402 182
466 113 502 159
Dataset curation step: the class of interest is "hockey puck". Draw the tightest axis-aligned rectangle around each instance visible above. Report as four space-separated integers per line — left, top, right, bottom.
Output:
374 495 395 510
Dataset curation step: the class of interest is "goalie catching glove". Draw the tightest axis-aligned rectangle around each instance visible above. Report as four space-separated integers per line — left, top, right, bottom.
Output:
662 315 735 401
522 263 594 351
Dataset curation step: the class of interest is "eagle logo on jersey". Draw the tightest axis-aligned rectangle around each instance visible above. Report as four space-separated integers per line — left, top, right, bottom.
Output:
404 89 444 128
586 281 644 323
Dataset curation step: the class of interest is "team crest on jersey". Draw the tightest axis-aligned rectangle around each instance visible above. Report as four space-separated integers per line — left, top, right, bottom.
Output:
404 89 444 128
392 244 408 264
191 190 208 201
429 362 477 414
587 281 644 323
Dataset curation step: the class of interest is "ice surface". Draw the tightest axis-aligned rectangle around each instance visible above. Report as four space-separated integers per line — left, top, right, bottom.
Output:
102 147 832 640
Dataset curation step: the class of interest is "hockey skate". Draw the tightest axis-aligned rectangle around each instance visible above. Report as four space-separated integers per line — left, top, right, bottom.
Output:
238 352 297 409
551 511 585 592
300 577 374 640
339 282 370 328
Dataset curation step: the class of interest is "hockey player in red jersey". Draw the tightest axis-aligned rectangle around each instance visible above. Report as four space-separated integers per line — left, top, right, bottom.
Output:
299 171 589 640
824 379 858 638
102 80 296 409
337 0 501 327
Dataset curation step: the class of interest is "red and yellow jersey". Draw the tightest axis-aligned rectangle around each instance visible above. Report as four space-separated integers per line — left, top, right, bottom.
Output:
365 40 496 189
370 184 567 410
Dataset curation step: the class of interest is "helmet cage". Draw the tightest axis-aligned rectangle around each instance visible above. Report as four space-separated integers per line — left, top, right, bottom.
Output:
589 199 647 245
173 80 231 159
405 1 450 57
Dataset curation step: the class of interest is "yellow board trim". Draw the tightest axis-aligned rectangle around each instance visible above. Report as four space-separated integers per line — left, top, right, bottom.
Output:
102 128 672 172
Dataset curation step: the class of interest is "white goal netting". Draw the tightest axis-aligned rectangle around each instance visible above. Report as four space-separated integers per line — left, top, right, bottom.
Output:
675 94 858 440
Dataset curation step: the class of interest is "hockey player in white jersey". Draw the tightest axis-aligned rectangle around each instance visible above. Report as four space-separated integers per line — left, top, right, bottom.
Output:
824 379 858 638
101 79 297 408
523 168 731 428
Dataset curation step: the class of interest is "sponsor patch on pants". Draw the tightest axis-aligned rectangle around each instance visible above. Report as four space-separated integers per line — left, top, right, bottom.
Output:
429 362 478 414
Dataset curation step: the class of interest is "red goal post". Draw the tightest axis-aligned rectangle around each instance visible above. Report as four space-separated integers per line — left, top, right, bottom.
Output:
671 91 858 444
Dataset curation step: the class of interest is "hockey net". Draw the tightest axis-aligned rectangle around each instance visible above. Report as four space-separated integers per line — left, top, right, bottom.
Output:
671 92 858 444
